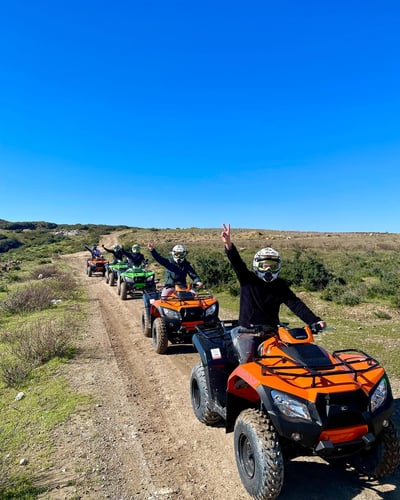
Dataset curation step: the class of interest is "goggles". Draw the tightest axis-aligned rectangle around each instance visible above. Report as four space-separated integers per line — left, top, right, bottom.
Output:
174 252 186 259
257 259 280 273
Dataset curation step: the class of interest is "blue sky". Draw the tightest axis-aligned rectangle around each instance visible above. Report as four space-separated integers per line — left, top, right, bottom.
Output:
0 1 399 232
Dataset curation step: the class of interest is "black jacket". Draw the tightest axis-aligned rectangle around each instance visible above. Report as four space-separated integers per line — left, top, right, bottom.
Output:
102 245 125 261
226 244 321 328
121 249 146 267
150 248 201 287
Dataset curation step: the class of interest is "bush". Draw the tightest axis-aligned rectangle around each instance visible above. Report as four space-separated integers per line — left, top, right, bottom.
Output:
1 282 54 313
192 252 235 288
0 317 77 387
30 264 58 279
283 250 332 291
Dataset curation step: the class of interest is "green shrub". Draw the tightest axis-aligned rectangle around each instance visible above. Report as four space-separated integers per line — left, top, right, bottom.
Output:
283 250 333 291
192 252 235 287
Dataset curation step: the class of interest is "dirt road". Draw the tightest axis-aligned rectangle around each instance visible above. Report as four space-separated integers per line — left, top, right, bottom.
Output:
40 247 400 499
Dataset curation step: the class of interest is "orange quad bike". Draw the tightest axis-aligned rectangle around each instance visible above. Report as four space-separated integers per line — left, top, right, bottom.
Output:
141 284 219 354
190 321 400 499
86 256 109 277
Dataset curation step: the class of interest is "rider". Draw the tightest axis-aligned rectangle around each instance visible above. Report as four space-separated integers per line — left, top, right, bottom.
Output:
220 223 326 331
101 244 125 264
147 241 203 297
121 244 147 268
84 243 102 259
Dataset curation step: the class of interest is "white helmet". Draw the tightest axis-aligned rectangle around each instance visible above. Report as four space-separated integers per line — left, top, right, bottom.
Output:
253 247 281 282
171 244 187 264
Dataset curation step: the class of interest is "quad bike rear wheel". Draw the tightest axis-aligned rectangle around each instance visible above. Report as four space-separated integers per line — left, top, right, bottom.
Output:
190 363 222 426
234 408 284 500
349 418 400 478
152 318 169 354
117 277 121 295
141 310 152 338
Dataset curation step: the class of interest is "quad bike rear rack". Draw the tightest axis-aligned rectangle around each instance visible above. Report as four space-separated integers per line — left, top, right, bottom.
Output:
255 349 381 388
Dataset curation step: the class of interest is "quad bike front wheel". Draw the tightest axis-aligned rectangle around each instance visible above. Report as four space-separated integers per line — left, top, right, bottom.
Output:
349 418 400 478
141 309 152 338
109 271 115 286
234 408 284 500
152 318 169 354
190 363 222 426
87 266 92 277
120 281 128 300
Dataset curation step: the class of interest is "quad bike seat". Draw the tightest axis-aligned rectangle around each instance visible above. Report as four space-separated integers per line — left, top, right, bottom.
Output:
231 326 272 364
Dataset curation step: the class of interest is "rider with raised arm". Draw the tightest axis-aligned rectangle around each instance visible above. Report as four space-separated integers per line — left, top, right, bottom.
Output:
147 240 203 298
101 243 125 264
220 223 326 331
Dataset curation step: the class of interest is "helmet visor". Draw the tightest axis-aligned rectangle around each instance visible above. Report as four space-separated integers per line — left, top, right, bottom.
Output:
257 259 280 273
174 251 186 259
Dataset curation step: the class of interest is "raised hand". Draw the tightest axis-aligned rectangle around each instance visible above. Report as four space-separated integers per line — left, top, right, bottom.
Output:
221 223 232 249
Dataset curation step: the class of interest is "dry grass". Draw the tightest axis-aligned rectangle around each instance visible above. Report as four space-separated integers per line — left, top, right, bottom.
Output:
114 227 400 253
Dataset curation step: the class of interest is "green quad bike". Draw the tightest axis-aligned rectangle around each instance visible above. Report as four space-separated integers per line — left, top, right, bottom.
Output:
105 260 130 287
117 265 157 300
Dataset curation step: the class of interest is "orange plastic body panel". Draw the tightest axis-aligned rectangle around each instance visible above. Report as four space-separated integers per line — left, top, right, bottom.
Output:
227 334 385 403
150 285 218 329
319 424 369 444
88 258 109 270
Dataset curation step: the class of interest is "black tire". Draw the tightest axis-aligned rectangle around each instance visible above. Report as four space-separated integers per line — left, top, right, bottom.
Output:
120 281 128 300
105 270 110 283
190 363 222 426
117 277 121 295
87 266 92 277
234 408 284 500
142 309 152 338
152 318 169 354
350 418 400 478
109 272 115 286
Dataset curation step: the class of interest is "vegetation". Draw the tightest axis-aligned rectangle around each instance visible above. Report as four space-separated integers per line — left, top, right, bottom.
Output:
0 220 400 496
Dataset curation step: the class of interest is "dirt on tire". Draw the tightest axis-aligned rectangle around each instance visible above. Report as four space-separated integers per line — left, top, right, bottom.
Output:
37 241 400 499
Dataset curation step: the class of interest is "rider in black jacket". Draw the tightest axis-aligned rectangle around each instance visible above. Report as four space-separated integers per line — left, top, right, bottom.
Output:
121 244 147 267
220 223 326 330
102 244 125 263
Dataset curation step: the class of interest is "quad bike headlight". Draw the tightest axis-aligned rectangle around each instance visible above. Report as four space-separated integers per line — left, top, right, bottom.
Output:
205 303 217 317
271 390 312 422
370 377 387 413
161 307 180 320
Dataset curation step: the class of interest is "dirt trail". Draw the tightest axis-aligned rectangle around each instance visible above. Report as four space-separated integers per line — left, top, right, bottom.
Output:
39 240 400 499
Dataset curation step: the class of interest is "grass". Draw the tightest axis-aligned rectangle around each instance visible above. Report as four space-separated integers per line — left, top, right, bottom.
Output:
0 253 90 498
0 359 91 498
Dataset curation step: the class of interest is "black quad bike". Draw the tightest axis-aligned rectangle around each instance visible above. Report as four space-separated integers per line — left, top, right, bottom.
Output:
190 320 400 499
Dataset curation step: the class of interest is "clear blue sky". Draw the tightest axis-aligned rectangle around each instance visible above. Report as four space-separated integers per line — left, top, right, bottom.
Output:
1 1 399 232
